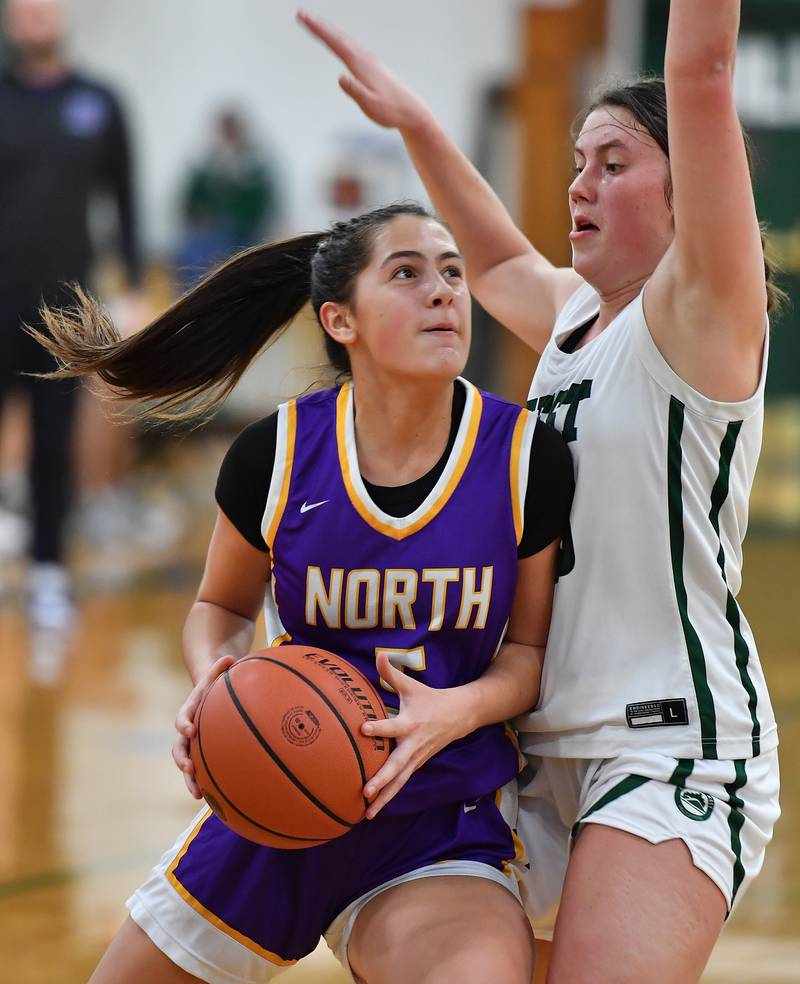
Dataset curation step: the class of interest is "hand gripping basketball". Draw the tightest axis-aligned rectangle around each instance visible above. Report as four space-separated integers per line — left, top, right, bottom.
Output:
360 652 474 819
189 646 392 848
173 654 237 798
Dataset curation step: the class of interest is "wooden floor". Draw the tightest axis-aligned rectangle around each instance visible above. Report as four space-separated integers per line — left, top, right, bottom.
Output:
0 473 797 982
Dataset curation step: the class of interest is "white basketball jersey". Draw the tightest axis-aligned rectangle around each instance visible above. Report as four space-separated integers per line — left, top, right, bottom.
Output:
517 282 777 761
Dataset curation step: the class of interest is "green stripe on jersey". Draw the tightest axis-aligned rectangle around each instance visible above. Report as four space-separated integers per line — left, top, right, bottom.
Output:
668 398 718 759
708 422 741 533
724 760 748 907
709 421 761 757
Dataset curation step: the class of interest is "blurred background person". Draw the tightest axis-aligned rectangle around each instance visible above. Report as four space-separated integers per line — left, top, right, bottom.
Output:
0 0 143 630
174 105 280 290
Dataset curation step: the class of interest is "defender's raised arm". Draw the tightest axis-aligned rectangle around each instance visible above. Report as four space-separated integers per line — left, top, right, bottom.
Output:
645 0 769 401
299 10 581 353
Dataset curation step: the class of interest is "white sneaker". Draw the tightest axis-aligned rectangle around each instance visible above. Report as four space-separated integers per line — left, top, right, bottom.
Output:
26 563 76 632
0 504 29 559
0 468 29 513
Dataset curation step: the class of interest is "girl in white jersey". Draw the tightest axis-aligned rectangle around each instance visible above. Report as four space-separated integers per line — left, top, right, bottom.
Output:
301 3 782 981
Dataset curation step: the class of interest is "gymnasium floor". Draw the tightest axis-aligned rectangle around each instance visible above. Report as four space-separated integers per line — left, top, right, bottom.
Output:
0 436 797 984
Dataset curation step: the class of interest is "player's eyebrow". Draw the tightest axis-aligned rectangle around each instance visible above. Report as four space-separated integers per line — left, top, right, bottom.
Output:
380 249 463 267
574 138 627 158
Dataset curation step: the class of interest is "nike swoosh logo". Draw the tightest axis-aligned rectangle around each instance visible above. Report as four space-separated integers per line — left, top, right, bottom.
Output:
300 500 329 514
463 802 478 814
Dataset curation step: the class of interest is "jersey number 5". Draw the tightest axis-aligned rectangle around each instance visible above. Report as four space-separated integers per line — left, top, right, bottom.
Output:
375 646 426 694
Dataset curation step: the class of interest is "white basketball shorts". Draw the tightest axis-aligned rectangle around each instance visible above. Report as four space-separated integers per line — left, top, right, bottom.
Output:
516 749 780 941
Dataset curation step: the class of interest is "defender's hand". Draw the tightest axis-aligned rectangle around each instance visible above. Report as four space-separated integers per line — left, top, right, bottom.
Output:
298 11 432 132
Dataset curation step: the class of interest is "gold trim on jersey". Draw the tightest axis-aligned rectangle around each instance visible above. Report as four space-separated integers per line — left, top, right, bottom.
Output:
261 400 296 652
165 809 297 967
509 409 537 546
335 379 483 540
264 580 291 651
262 400 297 552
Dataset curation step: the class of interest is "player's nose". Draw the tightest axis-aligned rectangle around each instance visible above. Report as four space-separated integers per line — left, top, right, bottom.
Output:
428 274 455 307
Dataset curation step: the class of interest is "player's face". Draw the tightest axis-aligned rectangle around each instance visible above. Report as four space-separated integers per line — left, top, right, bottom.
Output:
568 106 674 293
346 215 471 382
4 0 66 57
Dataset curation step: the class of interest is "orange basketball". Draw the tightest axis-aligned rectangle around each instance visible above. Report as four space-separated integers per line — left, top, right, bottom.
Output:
190 646 391 848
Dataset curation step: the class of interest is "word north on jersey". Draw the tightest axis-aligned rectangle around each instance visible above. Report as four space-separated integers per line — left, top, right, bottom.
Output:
305 565 495 632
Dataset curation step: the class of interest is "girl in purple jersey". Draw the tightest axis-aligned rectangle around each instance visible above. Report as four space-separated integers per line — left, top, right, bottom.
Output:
34 201 572 983
300 3 783 982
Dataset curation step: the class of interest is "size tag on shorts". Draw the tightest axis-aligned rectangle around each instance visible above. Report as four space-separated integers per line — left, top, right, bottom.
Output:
626 698 689 728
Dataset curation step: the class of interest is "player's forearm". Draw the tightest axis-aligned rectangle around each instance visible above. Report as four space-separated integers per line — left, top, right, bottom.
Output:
401 113 534 279
665 0 740 79
452 641 544 735
182 600 256 684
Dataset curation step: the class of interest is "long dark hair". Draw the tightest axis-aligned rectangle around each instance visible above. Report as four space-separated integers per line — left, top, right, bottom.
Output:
573 76 787 314
30 201 436 420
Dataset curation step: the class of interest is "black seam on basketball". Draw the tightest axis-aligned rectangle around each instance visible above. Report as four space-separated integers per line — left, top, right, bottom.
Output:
194 690 326 843
260 655 372 795
224 668 356 828
238 653 384 811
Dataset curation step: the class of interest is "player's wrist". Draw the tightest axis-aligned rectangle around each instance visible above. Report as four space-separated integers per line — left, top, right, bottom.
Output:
401 105 442 144
443 682 483 739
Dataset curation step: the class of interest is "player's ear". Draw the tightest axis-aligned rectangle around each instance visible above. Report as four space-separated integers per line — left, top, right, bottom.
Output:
319 301 357 348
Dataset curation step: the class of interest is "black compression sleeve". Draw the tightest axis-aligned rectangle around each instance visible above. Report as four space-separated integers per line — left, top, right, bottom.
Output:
214 414 278 551
518 420 575 559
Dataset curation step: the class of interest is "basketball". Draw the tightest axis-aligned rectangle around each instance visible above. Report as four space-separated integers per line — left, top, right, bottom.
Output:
190 645 391 848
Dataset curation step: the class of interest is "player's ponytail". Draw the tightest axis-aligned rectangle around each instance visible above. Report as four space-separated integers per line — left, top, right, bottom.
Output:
30 232 324 421
32 201 435 421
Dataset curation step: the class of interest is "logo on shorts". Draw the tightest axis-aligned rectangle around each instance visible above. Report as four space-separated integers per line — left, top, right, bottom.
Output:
674 787 715 821
281 707 321 746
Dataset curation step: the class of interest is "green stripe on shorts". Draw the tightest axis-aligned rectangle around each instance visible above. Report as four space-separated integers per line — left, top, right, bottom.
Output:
724 760 748 907
579 775 652 825
668 759 695 787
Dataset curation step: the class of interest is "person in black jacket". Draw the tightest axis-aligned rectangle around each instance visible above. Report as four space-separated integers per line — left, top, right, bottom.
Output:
0 0 142 631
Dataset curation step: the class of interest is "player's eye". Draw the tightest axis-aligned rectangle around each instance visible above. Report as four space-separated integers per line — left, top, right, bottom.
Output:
392 266 416 280
443 265 463 279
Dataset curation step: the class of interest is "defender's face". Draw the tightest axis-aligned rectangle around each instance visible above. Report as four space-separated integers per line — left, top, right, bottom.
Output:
568 106 674 293
346 215 471 383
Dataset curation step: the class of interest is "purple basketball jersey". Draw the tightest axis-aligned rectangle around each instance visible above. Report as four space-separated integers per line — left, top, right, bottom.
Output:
261 379 534 813
128 380 538 971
